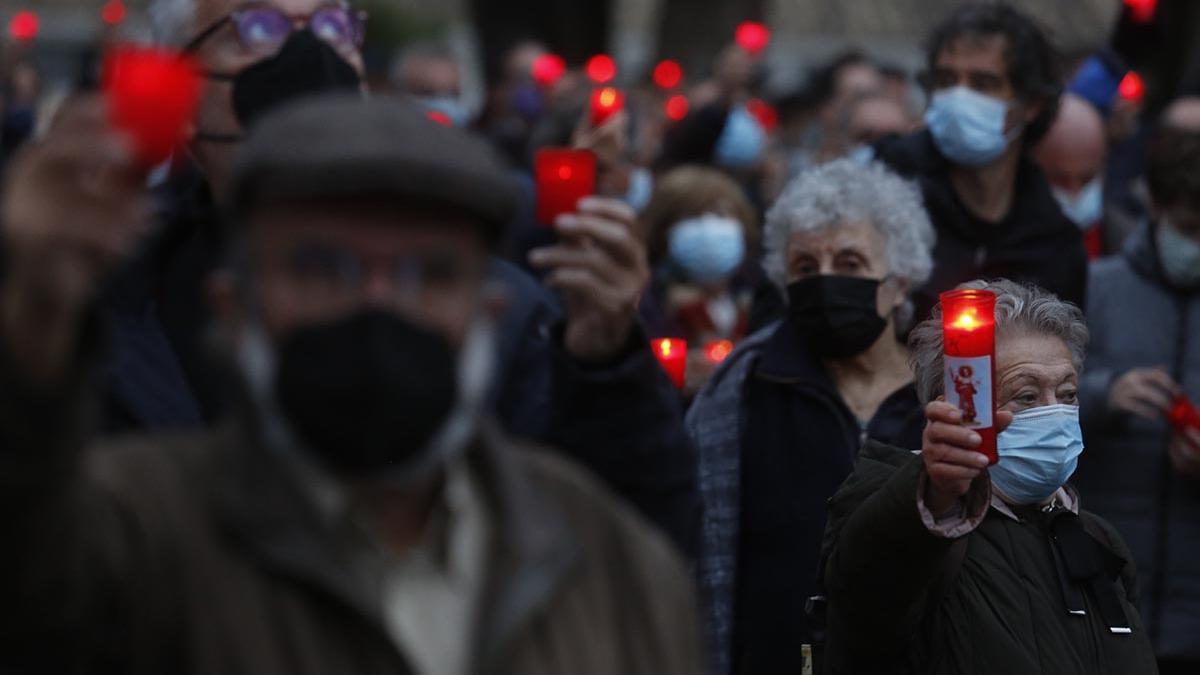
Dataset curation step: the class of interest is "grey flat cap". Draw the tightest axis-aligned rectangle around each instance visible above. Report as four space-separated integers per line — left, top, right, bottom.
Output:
229 93 517 241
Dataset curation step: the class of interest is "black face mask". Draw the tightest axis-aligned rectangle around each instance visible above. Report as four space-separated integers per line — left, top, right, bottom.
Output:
198 30 361 142
787 275 888 358
274 310 458 479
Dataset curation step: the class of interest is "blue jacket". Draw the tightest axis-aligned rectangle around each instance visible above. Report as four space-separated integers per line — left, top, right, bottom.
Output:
1075 220 1200 660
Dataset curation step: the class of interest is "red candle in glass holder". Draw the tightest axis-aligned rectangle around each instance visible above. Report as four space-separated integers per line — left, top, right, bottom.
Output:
534 148 596 226
1168 394 1200 434
102 46 202 168
941 289 999 464
590 87 625 127
652 338 687 389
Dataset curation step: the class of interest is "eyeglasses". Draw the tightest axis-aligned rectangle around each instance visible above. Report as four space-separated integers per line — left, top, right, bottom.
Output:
262 242 481 303
185 2 367 58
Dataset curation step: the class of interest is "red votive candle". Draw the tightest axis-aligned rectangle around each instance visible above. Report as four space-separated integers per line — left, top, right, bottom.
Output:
1167 394 1200 435
102 46 202 167
590 87 625 127
652 338 687 390
941 289 998 464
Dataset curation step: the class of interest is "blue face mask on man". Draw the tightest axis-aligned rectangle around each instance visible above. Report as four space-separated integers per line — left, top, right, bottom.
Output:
925 86 1020 166
990 404 1085 505
667 214 746 284
715 105 766 169
1156 218 1200 288
416 95 470 127
1052 177 1104 229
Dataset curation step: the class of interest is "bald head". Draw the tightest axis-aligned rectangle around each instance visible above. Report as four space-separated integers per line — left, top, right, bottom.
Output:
1147 97 1200 216
1034 94 1107 195
1161 97 1200 132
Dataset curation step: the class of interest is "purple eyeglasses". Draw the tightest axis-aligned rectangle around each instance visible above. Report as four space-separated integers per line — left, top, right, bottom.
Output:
184 2 367 57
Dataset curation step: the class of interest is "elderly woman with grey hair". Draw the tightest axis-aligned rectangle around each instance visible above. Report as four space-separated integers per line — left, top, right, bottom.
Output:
817 279 1157 674
685 158 936 675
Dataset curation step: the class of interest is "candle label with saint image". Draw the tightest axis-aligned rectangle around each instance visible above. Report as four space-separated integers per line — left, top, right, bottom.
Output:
944 356 993 429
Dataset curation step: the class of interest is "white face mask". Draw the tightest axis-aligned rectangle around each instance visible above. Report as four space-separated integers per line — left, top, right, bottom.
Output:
1156 218 1200 288
1052 177 1104 229
991 404 1085 505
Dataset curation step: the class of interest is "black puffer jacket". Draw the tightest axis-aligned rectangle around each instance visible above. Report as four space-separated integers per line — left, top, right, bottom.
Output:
820 441 1158 675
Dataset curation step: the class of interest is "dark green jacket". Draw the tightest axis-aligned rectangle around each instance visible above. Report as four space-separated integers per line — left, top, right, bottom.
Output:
819 441 1158 675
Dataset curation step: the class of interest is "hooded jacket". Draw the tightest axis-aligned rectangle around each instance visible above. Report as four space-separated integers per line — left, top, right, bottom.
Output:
1075 219 1200 660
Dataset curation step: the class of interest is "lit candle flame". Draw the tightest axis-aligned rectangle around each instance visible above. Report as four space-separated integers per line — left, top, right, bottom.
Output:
659 339 673 357
599 87 618 108
952 309 980 330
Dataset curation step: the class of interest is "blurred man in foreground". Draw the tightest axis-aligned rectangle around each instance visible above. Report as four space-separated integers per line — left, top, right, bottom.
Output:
57 0 699 555
0 94 700 674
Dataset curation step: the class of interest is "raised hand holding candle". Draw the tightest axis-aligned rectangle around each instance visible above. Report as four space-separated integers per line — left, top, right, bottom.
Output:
941 289 999 464
534 148 596 226
590 87 625 127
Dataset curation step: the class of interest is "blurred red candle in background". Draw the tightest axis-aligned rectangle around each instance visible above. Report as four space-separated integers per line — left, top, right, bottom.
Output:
103 46 202 168
1118 71 1145 104
531 53 566 88
534 148 596 226
734 21 770 55
653 60 684 90
705 340 734 365
590 86 625 127
1168 394 1200 435
585 54 617 84
653 338 687 389
941 289 998 464
664 94 690 122
8 11 39 41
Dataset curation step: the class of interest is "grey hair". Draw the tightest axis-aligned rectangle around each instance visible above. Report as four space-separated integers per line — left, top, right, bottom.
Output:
908 279 1090 405
149 0 198 47
762 158 936 325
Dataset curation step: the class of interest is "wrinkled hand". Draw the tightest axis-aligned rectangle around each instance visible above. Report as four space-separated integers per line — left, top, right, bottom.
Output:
528 197 648 362
1109 367 1178 421
0 95 150 379
1168 428 1200 479
571 109 631 198
921 401 1014 515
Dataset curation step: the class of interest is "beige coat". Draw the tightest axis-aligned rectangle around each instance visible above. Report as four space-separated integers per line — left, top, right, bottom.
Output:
0 396 701 675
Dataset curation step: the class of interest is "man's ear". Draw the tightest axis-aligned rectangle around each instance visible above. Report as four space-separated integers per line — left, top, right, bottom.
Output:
481 281 510 323
1022 100 1044 126
207 269 243 338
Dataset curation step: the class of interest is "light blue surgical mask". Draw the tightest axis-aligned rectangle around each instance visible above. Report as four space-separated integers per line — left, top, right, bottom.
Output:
668 214 746 283
991 404 1084 505
715 105 766 169
1053 177 1104 229
847 144 876 166
925 86 1019 166
1156 218 1200 288
416 95 470 127
624 166 654 213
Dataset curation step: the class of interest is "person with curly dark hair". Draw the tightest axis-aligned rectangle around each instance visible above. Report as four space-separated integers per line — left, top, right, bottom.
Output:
874 2 1088 324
